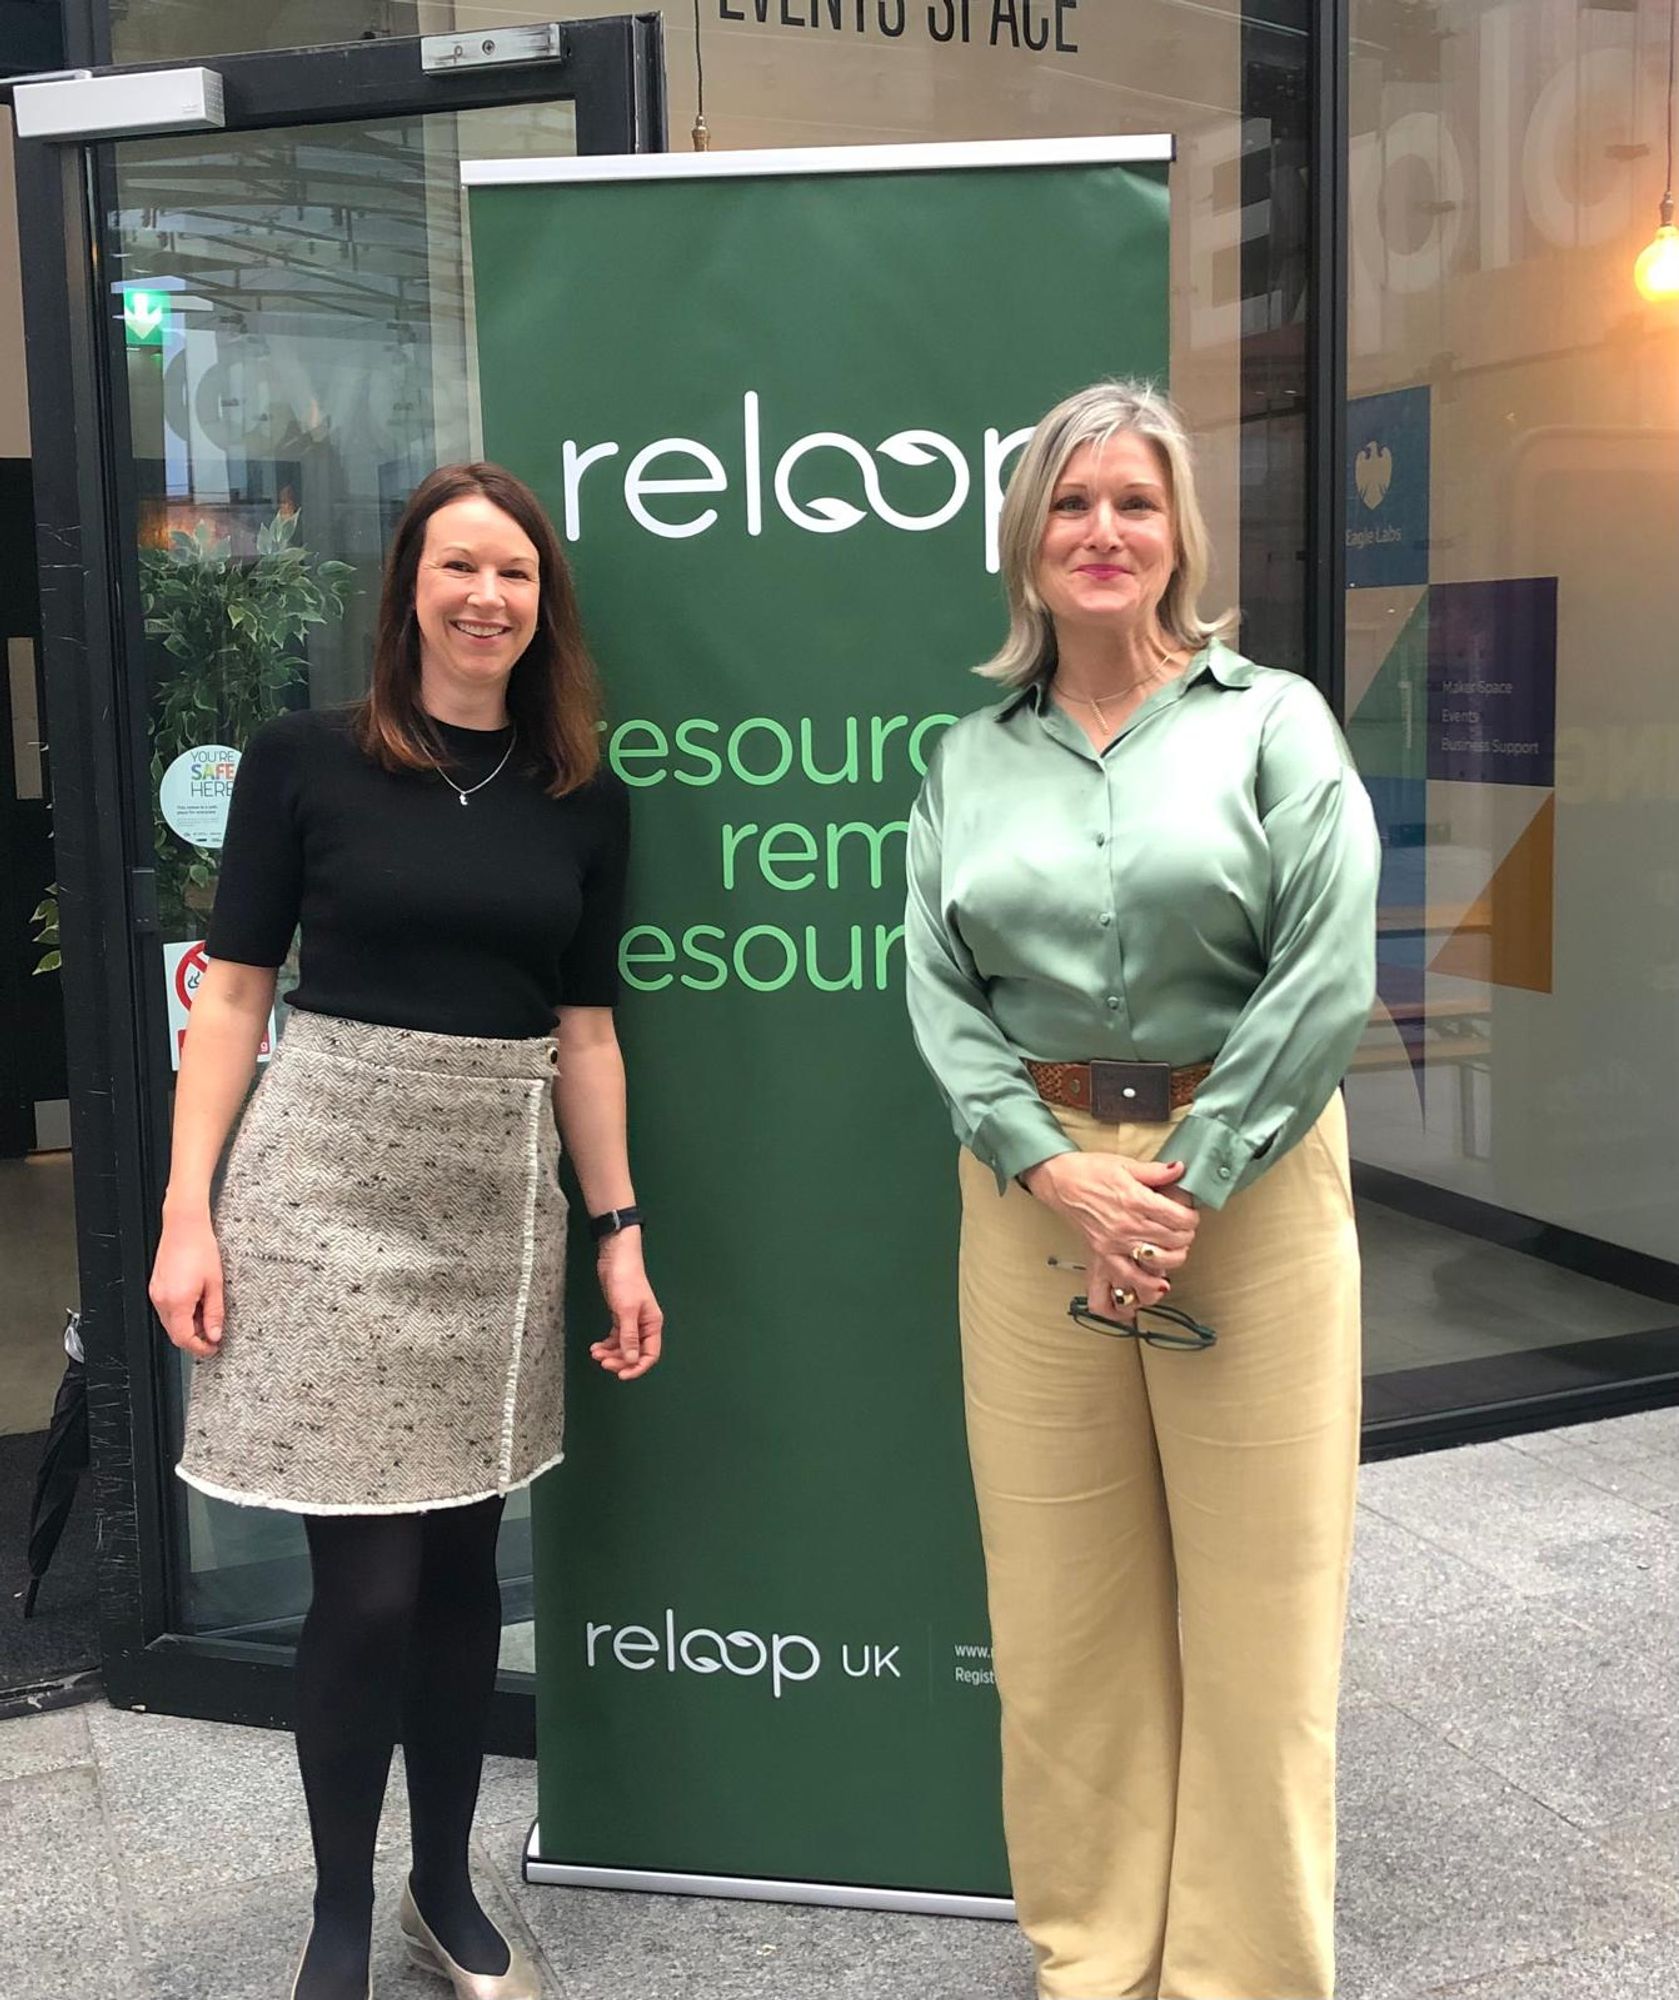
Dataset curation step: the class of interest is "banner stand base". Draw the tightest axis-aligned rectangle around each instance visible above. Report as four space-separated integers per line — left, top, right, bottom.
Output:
522 1824 1016 1922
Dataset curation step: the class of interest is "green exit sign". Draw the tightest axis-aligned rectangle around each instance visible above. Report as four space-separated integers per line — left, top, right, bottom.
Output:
122 288 166 347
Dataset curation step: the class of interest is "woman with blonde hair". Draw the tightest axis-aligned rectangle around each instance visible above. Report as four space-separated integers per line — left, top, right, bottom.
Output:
906 381 1378 2000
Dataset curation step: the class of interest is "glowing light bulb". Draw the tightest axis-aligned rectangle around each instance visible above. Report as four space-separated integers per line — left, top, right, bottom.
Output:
1635 223 1679 299
1639 185 1679 300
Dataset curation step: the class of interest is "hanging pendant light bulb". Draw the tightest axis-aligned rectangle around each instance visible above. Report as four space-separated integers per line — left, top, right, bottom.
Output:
691 0 711 152
1636 0 1679 299
1635 197 1679 299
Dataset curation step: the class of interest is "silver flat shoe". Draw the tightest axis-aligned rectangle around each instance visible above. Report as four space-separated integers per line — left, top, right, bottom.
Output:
398 1880 542 2000
287 1926 371 2000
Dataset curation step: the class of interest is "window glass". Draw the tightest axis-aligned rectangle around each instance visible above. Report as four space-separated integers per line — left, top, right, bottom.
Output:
1344 0 1679 1422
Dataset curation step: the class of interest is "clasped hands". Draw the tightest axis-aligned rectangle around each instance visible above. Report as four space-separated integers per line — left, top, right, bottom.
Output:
1021 1151 1200 1319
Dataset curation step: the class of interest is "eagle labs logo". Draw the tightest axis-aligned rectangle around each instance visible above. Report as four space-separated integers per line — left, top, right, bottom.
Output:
1354 436 1394 510
584 1609 902 1699
1347 432 1404 554
559 392 1034 572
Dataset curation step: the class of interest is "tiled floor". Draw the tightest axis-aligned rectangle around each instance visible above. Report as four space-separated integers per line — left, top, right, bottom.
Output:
2 1409 1676 2000
1357 1201 1675 1375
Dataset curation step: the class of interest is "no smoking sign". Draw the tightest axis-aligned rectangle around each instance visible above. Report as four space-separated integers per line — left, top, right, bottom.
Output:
161 939 275 1071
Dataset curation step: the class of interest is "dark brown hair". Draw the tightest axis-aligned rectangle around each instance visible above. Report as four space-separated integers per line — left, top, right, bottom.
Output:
355 462 602 796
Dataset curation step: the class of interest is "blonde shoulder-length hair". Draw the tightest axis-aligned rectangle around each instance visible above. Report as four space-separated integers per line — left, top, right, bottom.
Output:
976 379 1237 688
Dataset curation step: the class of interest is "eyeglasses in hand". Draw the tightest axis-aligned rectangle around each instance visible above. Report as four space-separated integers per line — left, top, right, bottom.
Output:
1048 1257 1218 1351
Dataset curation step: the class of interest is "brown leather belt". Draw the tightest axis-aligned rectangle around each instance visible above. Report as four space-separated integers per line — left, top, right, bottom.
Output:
1026 1057 1212 1123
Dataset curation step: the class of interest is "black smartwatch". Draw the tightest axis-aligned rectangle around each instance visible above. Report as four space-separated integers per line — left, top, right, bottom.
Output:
589 1205 643 1242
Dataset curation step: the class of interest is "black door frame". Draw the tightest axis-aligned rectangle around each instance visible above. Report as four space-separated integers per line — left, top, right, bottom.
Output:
11 14 664 1746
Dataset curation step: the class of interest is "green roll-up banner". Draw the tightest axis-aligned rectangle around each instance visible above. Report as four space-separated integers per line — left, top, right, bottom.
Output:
464 138 1171 1909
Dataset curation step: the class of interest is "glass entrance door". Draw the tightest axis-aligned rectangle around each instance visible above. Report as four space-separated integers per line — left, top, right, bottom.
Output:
120 101 589 1665
14 18 663 1734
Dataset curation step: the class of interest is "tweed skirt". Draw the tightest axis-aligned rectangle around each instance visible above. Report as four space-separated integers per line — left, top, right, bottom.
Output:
176 1011 568 1515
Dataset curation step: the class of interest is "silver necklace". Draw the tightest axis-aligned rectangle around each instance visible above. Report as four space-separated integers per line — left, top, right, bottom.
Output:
431 723 518 805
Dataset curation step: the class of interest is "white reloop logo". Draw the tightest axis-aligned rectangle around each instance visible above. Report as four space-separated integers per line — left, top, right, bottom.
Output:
773 427 972 535
560 392 1032 571
585 1609 902 1699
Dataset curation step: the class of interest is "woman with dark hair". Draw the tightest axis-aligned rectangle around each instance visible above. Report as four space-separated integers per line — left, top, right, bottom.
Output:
149 464 658 2000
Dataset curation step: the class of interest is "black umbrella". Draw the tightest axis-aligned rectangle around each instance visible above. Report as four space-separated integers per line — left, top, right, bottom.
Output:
22 1312 89 1619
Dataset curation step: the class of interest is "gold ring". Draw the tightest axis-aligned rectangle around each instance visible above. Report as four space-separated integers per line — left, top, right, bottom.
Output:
1113 1286 1139 1310
1132 1243 1162 1265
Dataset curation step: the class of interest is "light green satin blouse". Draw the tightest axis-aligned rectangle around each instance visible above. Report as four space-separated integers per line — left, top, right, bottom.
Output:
904 640 1381 1209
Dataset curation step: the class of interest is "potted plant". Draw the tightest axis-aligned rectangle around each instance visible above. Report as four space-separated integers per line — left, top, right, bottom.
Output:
31 886 59 975
143 509 354 937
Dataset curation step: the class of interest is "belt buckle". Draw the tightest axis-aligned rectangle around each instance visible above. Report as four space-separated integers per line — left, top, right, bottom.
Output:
1089 1059 1173 1122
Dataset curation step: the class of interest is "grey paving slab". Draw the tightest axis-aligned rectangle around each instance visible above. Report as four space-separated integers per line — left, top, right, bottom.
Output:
475 1816 1035 2000
1500 1423 1588 1458
86 1704 318 1900
1335 1695 1677 1996
1432 1927 1679 1998
1357 1439 1667 1596
1351 1594 1677 1830
1587 1806 1679 1893
1507 1408 1679 1460
474 1749 538 1834
1518 1440 1679 1512
0 1767 144 2000
474 1808 540 1890
89 1703 407 1901
1517 1521 1678 1640
1346 1503 1505 1632
130 1853 531 2000
0 1701 91 1780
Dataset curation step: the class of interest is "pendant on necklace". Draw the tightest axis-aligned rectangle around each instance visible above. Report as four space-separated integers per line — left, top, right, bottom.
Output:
458 792 469 806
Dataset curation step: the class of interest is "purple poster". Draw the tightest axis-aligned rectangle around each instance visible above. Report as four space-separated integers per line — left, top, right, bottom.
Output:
1427 579 1557 786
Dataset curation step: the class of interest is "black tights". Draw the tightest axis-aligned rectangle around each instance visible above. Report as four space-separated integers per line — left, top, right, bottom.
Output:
292 1495 509 2000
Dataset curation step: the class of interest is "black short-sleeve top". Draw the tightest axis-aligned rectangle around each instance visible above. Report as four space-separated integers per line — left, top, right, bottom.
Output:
205 707 629 1039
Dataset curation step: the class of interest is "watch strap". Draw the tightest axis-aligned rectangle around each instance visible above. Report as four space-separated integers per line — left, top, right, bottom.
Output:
589 1205 643 1241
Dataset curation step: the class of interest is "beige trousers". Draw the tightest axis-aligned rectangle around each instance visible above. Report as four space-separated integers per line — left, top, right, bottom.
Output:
958 1095 1362 2000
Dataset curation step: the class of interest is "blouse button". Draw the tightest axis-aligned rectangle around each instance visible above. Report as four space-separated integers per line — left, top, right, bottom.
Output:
1099 913 1113 928
1095 833 1107 847
1218 1166 1233 1180
1106 995 1121 1011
